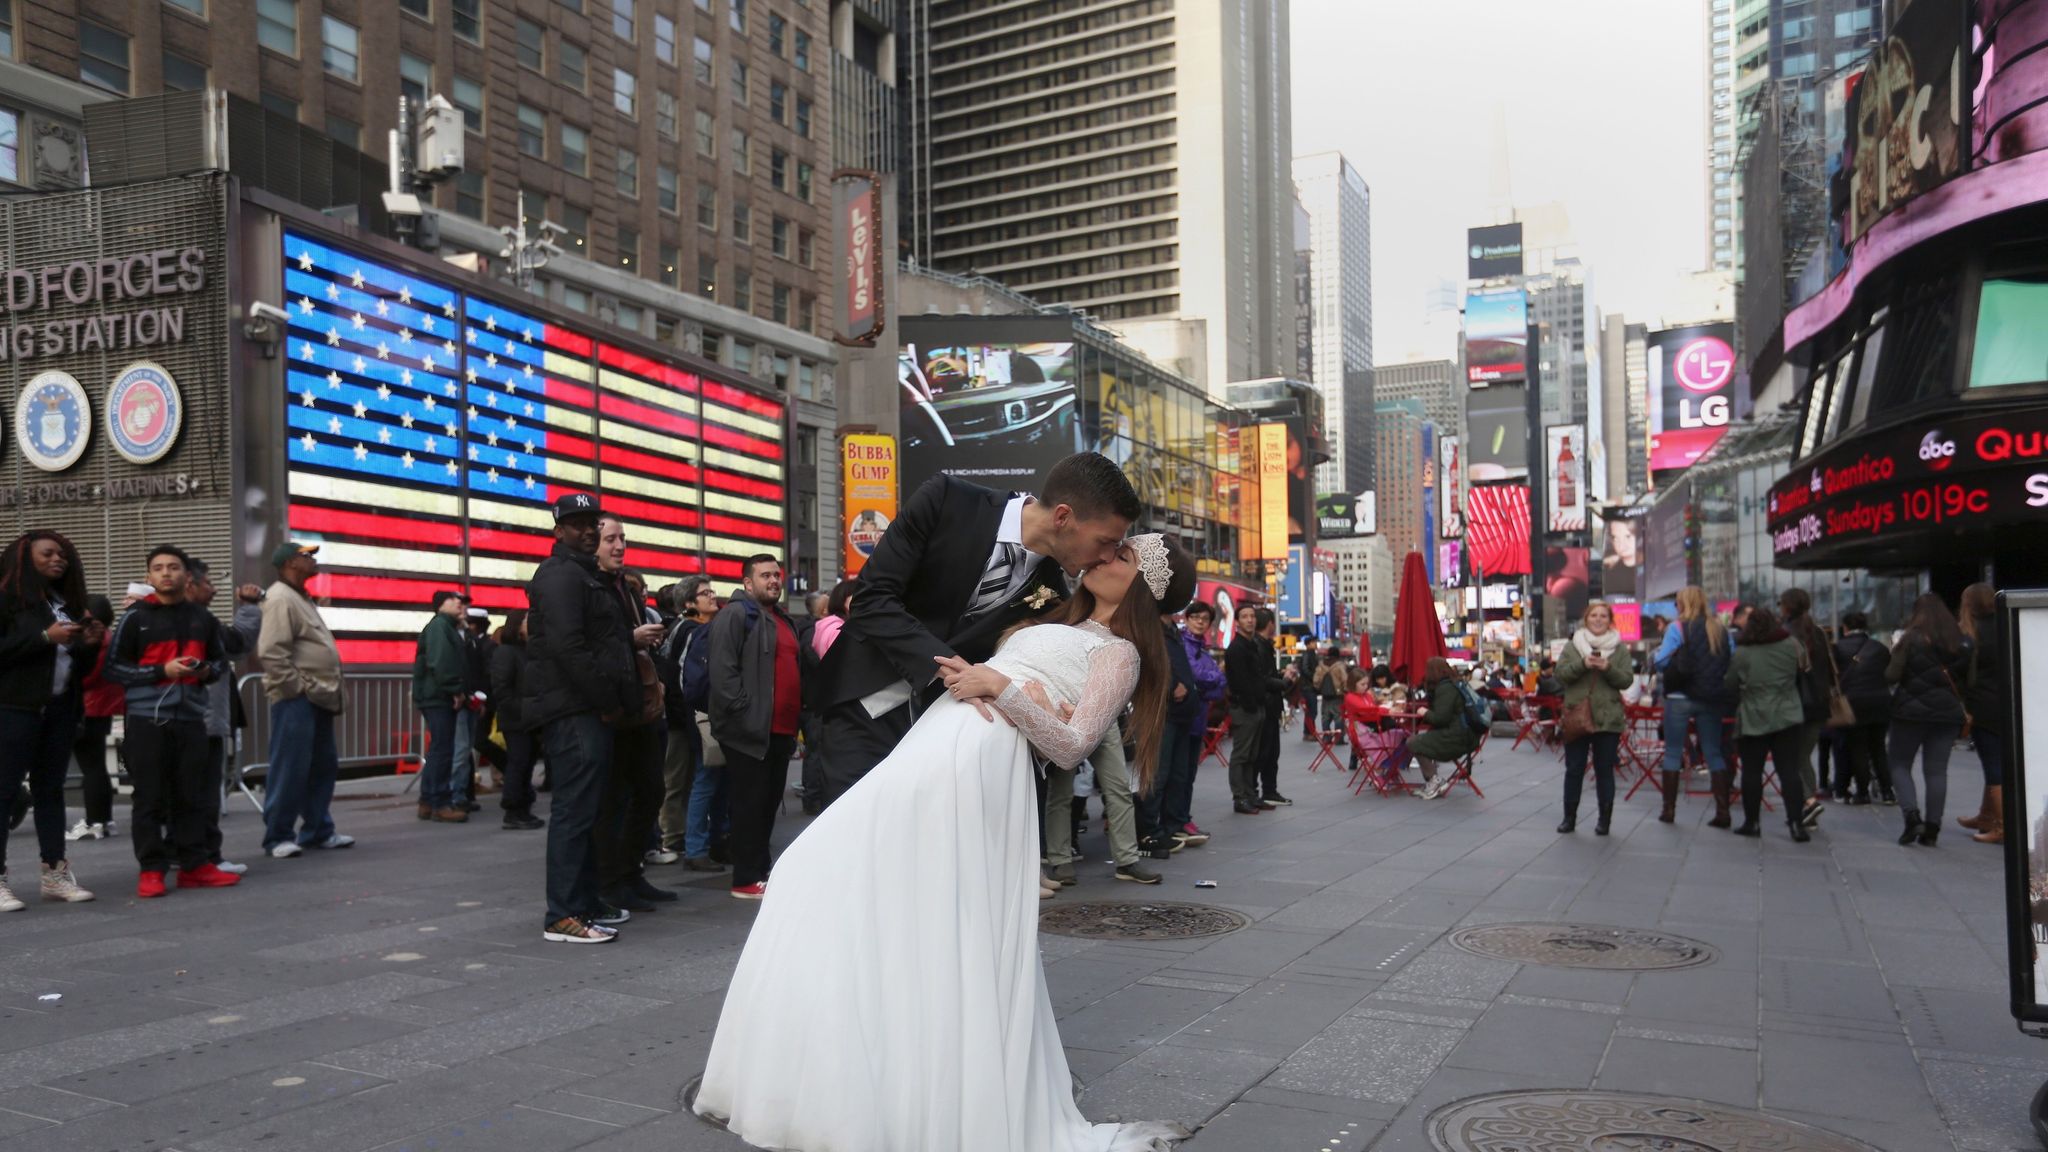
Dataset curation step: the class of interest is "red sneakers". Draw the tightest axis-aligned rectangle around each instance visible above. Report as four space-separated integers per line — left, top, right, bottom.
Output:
137 872 167 899
176 862 243 889
730 882 767 900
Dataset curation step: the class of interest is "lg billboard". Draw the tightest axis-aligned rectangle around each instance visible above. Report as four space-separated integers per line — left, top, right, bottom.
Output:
1646 323 1736 477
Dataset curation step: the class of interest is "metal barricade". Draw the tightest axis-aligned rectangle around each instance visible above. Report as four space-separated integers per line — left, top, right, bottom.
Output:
234 672 425 811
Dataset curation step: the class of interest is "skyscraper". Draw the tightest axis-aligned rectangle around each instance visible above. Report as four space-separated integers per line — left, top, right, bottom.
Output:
1374 399 1430 563
902 0 1294 393
1374 360 1460 448
1706 0 1739 271
1293 151 1374 497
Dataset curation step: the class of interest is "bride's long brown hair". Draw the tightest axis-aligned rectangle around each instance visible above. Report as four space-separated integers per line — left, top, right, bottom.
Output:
1004 537 1196 794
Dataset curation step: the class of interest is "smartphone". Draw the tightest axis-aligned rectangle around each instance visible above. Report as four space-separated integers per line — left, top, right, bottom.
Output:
126 581 153 600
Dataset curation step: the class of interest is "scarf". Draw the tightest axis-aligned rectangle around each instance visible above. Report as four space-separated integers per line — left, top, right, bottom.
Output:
1571 626 1621 662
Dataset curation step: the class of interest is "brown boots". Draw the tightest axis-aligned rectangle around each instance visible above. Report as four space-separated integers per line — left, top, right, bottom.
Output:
1658 772 1680 823
1708 774 1732 829
1960 786 2003 844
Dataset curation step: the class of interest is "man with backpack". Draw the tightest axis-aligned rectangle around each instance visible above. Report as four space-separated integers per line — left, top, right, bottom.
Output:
655 577 718 863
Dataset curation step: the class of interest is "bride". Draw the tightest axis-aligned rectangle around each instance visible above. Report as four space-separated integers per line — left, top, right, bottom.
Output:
693 532 1199 1152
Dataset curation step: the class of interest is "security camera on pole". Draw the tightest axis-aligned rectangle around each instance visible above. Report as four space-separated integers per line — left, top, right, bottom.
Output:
385 93 465 251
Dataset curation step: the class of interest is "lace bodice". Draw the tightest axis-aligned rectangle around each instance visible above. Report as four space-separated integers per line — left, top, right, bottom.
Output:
985 620 1138 771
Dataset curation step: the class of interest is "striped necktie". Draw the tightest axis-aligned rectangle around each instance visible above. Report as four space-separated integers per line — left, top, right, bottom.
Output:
967 543 1026 617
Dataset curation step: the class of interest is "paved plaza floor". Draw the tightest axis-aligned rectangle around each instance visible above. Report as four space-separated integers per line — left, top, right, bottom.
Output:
0 732 2032 1151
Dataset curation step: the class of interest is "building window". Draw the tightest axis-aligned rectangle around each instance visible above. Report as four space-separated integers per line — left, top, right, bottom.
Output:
695 0 709 9
517 104 546 158
321 15 358 81
0 0 14 57
455 169 485 218
452 74 483 131
694 36 713 84
617 147 638 197
697 254 717 298
166 0 206 17
617 226 638 271
260 89 298 119
772 283 789 325
798 293 813 333
770 148 787 191
694 180 713 226
612 0 634 39
660 242 680 287
521 186 549 229
730 0 746 33
771 215 788 257
796 228 813 267
658 163 680 212
694 109 715 155
616 303 642 332
561 122 588 175
734 267 752 311
796 161 812 201
78 21 132 93
564 286 590 314
0 109 18 181
655 314 676 341
163 51 208 91
772 352 791 390
399 0 428 18
794 29 809 71
657 90 678 138
795 96 810 138
613 68 636 116
515 17 544 69
563 204 589 252
655 13 675 62
256 0 296 55
400 53 431 103
451 0 478 39
731 128 751 174
769 80 786 123
730 59 748 103
732 200 751 243
559 39 586 89
797 359 814 397
768 12 784 54
560 0 581 10
324 112 359 147
732 340 752 373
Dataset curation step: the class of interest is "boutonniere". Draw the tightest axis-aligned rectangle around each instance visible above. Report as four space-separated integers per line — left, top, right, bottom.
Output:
1022 585 1060 611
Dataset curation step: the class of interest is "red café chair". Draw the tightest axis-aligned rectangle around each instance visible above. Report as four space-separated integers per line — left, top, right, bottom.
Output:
1512 695 1563 753
1345 712 1413 797
1201 714 1231 770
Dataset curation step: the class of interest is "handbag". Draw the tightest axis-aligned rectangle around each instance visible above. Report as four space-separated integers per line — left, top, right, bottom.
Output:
1940 664 1974 740
1819 640 1857 729
696 711 725 767
1559 694 1596 745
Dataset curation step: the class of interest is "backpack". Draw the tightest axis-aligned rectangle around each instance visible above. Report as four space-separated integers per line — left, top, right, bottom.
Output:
678 623 712 714
1453 680 1491 735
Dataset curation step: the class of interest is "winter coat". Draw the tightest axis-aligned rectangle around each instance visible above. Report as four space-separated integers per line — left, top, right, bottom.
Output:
521 544 639 728
411 613 469 708
1727 632 1804 737
0 593 94 710
1408 679 1477 762
1885 633 1969 727
1965 622 2006 737
257 581 345 712
1832 632 1892 722
107 597 231 725
1556 640 1635 735
1224 635 1281 714
1182 629 1226 734
1655 619 1734 706
1164 622 1202 730
488 642 530 733
708 595 801 762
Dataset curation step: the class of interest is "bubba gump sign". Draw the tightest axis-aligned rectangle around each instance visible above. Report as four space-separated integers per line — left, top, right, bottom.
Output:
842 432 897 575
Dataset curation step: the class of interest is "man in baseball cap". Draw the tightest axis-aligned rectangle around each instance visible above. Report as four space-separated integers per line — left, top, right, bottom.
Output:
552 492 602 522
269 541 319 571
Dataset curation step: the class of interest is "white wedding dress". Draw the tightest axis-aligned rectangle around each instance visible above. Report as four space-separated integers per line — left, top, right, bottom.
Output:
693 619 1184 1152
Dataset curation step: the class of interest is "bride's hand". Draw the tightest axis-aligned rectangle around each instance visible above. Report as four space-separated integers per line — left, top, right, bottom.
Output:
935 655 1012 722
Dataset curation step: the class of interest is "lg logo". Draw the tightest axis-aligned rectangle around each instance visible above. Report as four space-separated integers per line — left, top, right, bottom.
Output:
1919 430 1956 471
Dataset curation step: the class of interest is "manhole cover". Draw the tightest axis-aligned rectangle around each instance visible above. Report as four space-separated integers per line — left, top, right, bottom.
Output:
1449 923 1717 970
1038 901 1249 940
1429 1091 1881 1152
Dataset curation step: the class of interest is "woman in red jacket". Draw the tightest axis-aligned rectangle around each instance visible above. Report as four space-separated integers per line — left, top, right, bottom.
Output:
66 595 123 841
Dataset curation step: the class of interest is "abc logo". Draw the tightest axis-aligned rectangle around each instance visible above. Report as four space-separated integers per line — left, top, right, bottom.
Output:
1919 430 1956 471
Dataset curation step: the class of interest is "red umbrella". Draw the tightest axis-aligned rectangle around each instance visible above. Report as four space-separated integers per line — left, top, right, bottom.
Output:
1389 550 1449 687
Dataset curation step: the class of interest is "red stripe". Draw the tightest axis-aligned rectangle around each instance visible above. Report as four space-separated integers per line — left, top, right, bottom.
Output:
703 469 785 502
601 492 703 530
698 420 784 460
544 324 594 356
623 544 703 574
702 379 782 420
599 391 699 438
462 583 528 609
337 638 419 666
702 511 783 542
290 504 460 548
598 343 698 391
706 556 742 580
599 442 701 485
544 378 597 410
312 573 463 605
466 525 556 558
544 431 596 460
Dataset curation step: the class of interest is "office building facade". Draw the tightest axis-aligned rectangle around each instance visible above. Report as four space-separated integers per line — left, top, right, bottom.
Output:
1293 150 1374 497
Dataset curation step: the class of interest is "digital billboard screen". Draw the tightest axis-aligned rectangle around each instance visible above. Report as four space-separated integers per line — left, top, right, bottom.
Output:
897 335 1078 492
1545 423 1587 532
1647 323 1737 476
1844 0 1967 244
1466 383 1529 482
1467 223 1525 280
1465 288 1528 384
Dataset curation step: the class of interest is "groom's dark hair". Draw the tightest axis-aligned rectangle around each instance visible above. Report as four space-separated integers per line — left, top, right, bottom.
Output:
1040 453 1141 523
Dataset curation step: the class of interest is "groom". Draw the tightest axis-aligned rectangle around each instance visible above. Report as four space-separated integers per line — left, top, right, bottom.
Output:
812 452 1143 807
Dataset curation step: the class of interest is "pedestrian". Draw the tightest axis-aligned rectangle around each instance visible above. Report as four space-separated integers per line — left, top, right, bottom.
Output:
412 589 473 823
1778 588 1834 830
1885 592 1970 848
488 610 544 830
1727 606 1811 842
810 579 853 659
65 595 121 843
708 554 803 900
1169 601 1224 847
1653 586 1735 828
107 545 242 895
466 607 501 793
1312 643 1350 738
186 560 266 872
1956 583 2007 844
524 492 642 943
793 586 838 816
0 531 102 911
658 576 720 866
1255 608 1296 806
1135 597 1201 861
596 533 673 912
255 542 349 858
1224 603 1276 814
1555 600 1634 835
1832 611 1893 806
1410 657 1477 799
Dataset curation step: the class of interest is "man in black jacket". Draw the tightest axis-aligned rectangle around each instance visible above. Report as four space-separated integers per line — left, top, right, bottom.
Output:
708 554 802 899
810 453 1140 808
1224 604 1273 814
523 493 641 944
1255 609 1296 807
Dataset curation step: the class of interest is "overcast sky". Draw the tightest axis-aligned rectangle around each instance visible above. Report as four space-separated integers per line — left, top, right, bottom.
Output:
1290 0 1712 365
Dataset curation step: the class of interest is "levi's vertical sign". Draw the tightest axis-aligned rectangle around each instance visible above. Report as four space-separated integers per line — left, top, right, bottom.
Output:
833 172 884 346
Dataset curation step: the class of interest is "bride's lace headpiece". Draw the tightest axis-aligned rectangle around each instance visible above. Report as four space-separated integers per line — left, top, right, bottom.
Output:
1129 533 1171 602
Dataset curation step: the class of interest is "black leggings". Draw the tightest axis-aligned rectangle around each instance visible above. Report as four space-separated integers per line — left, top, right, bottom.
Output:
1738 727 1807 828
1563 731 1620 816
73 715 116 826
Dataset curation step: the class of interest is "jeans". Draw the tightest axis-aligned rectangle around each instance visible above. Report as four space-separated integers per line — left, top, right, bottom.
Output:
127 718 210 873
541 711 612 925
658 722 699 849
597 722 664 892
450 710 474 805
1888 720 1960 825
1045 723 1139 868
73 715 115 826
0 695 81 873
1563 731 1620 817
683 754 730 859
262 696 339 851
1166 723 1202 831
1135 724 1192 843
1661 696 1729 775
1737 726 1807 829
1226 706 1265 805
725 733 794 888
1976 727 2007 787
500 728 540 814
1793 721 1822 804
418 704 458 810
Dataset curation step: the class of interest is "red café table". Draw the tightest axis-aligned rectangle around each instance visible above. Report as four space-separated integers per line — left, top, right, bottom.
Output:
1347 705 1428 797
1619 702 1776 811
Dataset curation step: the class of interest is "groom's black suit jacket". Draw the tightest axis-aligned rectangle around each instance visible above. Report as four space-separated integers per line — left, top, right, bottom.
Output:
814 474 1066 713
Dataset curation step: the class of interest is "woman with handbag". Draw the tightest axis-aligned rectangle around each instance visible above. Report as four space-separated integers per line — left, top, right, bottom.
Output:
1832 612 1893 806
1555 600 1635 835
1956 583 2007 844
1884 592 1970 847
1727 607 1812 842
1778 588 1835 830
1652 587 1735 827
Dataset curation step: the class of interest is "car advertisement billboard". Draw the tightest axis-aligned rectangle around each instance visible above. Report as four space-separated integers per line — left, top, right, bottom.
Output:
1466 383 1530 482
1647 323 1737 476
1467 222 1525 280
897 330 1078 492
1465 288 1528 384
